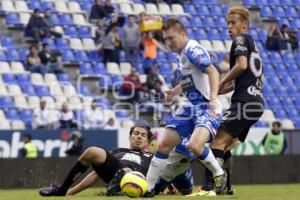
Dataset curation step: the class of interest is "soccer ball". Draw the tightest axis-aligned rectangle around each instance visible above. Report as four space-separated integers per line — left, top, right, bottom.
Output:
120 171 148 198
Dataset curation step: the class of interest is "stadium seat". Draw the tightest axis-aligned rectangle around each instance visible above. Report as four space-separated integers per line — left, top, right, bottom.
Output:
21 84 35 96
268 0 281 4
115 109 131 121
68 2 82 13
273 6 286 17
56 38 70 50
260 6 273 18
171 4 186 15
0 110 6 121
93 63 107 74
78 27 91 38
19 49 29 62
6 49 20 61
256 0 269 5
11 120 25 130
5 13 21 26
27 96 40 109
82 38 96 50
31 73 45 85
1 0 15 12
49 84 63 96
203 17 215 28
285 6 298 17
64 26 78 37
44 73 58 86
99 75 113 89
79 85 91 96
281 119 295 129
207 29 221 40
88 50 101 62
0 120 11 130
34 85 50 96
69 38 83 50
0 96 15 109
200 40 213 51
120 63 132 75
41 1 55 12
16 73 30 84
54 96 67 108
60 14 74 25
55 1 68 13
145 3 159 15
107 62 121 75
7 85 22 96
29 1 40 10
15 1 29 12
158 3 172 15
255 121 269 127
120 3 133 14
243 0 256 7
57 73 71 83
196 5 210 16
215 17 227 28
212 40 226 52
0 84 8 96
260 109 276 122
73 14 88 26
69 96 83 110
43 96 55 109
50 14 60 26
210 5 223 16
2 73 16 84
74 50 89 62
42 38 56 50
290 18 300 29
14 96 29 109
132 3 145 15
0 62 11 73
80 63 93 74
61 50 76 62
269 52 283 63
62 85 77 97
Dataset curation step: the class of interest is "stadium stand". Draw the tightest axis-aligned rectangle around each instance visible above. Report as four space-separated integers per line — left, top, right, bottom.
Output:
0 0 298 130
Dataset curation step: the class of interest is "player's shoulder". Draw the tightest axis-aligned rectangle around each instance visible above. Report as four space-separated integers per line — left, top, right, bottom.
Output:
234 33 253 45
184 39 208 56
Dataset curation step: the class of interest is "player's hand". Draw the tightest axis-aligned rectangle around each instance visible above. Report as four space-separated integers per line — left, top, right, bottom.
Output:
218 80 226 94
209 98 217 119
165 90 175 104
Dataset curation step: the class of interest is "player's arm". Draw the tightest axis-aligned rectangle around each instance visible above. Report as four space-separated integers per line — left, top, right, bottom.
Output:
165 84 183 103
218 81 234 95
205 65 219 117
67 171 99 195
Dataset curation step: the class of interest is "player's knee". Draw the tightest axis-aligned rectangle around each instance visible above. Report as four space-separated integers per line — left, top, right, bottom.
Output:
79 147 101 162
187 142 204 156
158 140 172 154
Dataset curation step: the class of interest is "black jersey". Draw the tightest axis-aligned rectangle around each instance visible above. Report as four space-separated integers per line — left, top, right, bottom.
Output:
229 33 264 103
110 148 153 176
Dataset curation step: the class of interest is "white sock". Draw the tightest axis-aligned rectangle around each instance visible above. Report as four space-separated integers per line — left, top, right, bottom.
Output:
146 152 169 191
199 146 224 177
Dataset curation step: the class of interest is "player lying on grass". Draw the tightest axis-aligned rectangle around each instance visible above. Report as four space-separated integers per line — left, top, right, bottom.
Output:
39 123 194 196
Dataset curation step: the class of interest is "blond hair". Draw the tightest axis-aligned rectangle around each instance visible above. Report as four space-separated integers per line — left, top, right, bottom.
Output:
162 18 187 34
227 6 250 25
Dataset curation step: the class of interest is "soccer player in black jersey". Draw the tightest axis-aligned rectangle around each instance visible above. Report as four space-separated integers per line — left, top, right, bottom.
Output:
202 6 264 195
39 124 153 196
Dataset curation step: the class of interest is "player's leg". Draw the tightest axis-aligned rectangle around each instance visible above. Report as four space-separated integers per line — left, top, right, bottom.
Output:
146 127 181 193
39 147 112 196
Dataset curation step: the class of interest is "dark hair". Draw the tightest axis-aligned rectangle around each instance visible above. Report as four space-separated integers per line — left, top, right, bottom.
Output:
162 18 187 34
42 43 49 48
272 121 281 127
281 24 288 29
128 15 135 19
29 44 38 51
130 125 153 140
23 134 32 140
33 9 40 13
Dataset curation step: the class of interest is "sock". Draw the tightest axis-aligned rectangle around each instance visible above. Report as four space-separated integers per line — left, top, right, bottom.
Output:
60 161 89 192
224 151 233 188
146 152 169 192
198 146 224 177
212 148 225 168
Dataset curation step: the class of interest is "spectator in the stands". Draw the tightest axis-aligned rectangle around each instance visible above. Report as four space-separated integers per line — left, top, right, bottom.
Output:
27 44 50 74
266 24 286 51
25 9 50 41
104 118 118 130
122 15 141 66
89 0 106 23
138 83 151 103
102 23 120 64
122 68 142 101
95 18 106 47
104 0 115 17
59 102 78 129
146 65 161 90
281 24 299 51
150 80 164 103
142 32 158 73
164 0 184 5
33 99 53 129
42 9 62 38
83 99 105 129
38 43 64 74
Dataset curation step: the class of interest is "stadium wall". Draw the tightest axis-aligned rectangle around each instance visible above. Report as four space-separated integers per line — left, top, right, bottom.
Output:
1 156 300 188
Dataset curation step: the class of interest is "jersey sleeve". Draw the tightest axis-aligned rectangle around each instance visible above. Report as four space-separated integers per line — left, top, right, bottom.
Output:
232 35 248 57
185 44 211 72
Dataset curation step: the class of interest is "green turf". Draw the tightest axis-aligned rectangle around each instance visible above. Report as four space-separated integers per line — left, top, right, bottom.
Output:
1 184 300 200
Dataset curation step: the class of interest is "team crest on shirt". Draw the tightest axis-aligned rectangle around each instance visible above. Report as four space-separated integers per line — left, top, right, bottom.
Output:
235 36 244 44
182 56 187 65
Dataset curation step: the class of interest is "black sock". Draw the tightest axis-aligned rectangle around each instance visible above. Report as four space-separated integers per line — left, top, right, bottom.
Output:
60 161 89 192
224 151 233 188
211 148 225 170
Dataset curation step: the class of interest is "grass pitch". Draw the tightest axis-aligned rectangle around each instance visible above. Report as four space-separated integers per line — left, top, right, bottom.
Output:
1 184 300 200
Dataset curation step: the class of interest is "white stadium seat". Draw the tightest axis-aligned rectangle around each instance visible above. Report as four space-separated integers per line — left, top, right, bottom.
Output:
107 62 121 75
139 74 147 83
0 84 8 96
55 2 68 13
31 73 45 85
121 119 135 128
11 120 25 130
54 96 67 109
73 14 88 26
14 95 29 109
145 3 159 15
82 38 96 50
49 84 63 96
44 73 58 87
69 38 83 50
62 85 77 97
27 96 40 109
1 0 15 12
0 62 11 73
54 26 64 35
120 62 132 75
7 85 22 96
19 13 31 25
0 120 11 130
82 96 93 108
0 110 6 121
225 40 232 51
132 4 145 15
212 40 227 52
120 3 134 15
171 4 186 15
69 96 82 110
42 96 55 109
158 4 172 15
68 2 82 13
10 62 25 74
199 40 213 52
15 1 29 12
260 109 276 123
281 119 295 129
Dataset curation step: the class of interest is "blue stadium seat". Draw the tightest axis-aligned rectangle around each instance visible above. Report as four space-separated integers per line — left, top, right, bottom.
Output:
96 98 111 109
287 109 299 119
0 50 6 61
74 50 89 62
274 64 286 73
196 5 210 16
112 75 123 91
88 50 101 62
1 37 15 49
215 17 227 28
19 49 29 62
42 37 56 50
64 26 78 37
34 85 50 96
20 110 33 123
273 6 286 17
80 63 93 74
282 52 295 64
249 29 259 40
258 29 268 41
281 97 295 109
50 14 60 26
285 6 298 17
80 2 92 12
6 49 20 61
243 0 256 6
263 85 274 96
29 1 40 9
2 74 16 84
61 50 75 62
268 76 281 86
256 0 269 4
273 109 287 118
269 52 283 63
79 85 91 96
78 27 91 38
0 97 15 109
207 29 220 40
57 73 71 83
293 0 300 4
56 38 69 50
5 109 19 120
135 63 144 74
115 109 131 120
268 0 281 4
291 18 300 29
41 1 55 11
194 29 207 40
16 74 30 85
99 75 112 89
295 97 300 108
21 84 36 96
255 121 269 128
60 14 74 25
184 4 197 15
187 28 195 38
260 6 273 18
157 51 167 62
178 16 191 28
210 5 223 16
287 64 298 74
287 85 298 93
219 28 230 40
190 16 203 28
5 13 21 26
280 75 294 85
120 51 126 62
160 63 172 72
93 63 107 74
167 52 177 62
205 0 218 4
203 17 215 28
280 0 293 5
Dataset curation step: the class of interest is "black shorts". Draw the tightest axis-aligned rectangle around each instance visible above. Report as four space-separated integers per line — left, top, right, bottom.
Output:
220 102 264 142
92 150 124 183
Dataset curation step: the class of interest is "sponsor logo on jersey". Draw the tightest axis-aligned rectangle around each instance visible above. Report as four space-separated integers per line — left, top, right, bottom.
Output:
121 153 142 165
182 56 187 65
247 86 263 97
235 45 248 52
235 36 244 45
